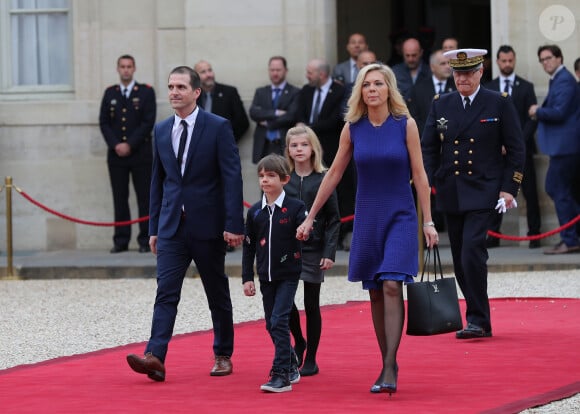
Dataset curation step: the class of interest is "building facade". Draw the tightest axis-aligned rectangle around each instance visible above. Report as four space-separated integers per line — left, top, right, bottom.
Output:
0 0 578 250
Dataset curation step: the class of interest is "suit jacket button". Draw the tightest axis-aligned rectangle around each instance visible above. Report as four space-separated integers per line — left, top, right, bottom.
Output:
468 150 473 154
454 150 459 155
470 138 475 143
122 136 127 141
468 171 472 175
454 140 459 145
454 160 459 165
455 171 460 175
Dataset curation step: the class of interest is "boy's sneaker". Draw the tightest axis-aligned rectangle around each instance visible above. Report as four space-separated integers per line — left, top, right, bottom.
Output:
289 350 301 384
260 371 292 393
289 365 301 384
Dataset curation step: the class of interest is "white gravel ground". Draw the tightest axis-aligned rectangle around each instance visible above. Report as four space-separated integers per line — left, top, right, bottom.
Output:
1 269 578 413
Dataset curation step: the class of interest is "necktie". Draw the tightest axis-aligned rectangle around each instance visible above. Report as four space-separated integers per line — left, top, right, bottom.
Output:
272 88 281 108
122 87 129 99
352 63 358 83
437 82 444 94
311 88 322 123
177 120 188 171
503 79 511 94
464 96 471 110
205 92 213 113
266 88 282 142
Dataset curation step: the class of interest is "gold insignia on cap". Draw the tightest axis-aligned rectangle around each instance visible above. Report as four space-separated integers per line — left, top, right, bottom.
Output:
513 171 523 184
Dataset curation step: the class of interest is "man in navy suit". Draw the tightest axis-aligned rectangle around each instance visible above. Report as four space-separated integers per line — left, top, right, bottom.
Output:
422 49 524 339
485 45 542 249
249 56 300 163
194 60 249 142
529 45 580 254
126 66 245 381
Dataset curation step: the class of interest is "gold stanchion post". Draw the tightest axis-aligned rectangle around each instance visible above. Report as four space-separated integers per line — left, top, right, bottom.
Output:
4 176 17 279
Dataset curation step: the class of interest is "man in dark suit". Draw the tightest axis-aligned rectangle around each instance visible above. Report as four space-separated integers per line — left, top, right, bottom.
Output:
422 49 525 339
249 56 300 163
485 45 541 249
99 54 156 254
126 66 245 382
296 59 353 249
529 44 580 254
407 49 456 136
194 60 249 142
392 37 432 99
407 49 455 231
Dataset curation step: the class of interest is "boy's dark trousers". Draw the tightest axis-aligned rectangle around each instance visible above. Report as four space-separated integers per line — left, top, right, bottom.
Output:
260 279 299 373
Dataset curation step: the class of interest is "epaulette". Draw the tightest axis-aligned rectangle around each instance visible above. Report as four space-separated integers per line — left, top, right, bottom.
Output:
433 94 440 100
501 92 509 98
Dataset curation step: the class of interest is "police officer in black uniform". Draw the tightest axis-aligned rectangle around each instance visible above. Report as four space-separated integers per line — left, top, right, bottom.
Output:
422 49 525 339
99 54 156 253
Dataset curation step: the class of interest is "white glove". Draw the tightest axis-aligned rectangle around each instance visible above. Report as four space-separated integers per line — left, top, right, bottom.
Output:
495 197 518 214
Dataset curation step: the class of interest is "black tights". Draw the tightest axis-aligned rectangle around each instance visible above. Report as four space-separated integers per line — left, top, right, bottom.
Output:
369 280 404 385
289 281 321 366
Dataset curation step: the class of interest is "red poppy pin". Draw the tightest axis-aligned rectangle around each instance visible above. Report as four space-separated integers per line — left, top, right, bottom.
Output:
281 207 287 213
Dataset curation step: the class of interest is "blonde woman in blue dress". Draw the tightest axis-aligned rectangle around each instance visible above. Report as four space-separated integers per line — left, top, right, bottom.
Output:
296 63 438 395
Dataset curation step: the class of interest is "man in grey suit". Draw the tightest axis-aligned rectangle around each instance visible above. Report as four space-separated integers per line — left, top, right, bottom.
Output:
249 56 299 163
332 33 368 86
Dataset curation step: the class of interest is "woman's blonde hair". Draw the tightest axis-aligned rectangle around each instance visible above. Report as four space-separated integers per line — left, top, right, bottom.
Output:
284 125 326 173
344 63 410 123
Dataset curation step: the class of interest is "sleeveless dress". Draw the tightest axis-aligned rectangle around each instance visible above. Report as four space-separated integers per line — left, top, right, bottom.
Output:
348 115 418 284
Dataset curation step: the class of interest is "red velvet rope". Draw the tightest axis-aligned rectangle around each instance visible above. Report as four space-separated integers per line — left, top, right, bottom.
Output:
14 186 580 238
487 214 580 241
17 189 148 227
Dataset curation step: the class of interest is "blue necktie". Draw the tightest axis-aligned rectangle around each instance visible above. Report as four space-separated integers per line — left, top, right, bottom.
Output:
266 88 282 141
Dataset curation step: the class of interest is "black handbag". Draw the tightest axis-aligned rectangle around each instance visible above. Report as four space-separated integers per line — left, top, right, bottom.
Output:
406 246 463 335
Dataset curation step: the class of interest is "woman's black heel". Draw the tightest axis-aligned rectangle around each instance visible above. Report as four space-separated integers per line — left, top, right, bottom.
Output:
370 368 385 393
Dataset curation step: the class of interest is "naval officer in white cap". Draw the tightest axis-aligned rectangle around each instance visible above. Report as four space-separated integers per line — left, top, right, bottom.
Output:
421 48 525 339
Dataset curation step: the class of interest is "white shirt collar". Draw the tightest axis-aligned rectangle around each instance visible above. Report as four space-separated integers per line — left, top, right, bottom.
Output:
173 106 199 128
271 81 287 91
261 190 286 210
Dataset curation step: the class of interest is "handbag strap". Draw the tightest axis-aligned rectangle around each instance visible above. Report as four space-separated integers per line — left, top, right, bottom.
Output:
419 245 444 282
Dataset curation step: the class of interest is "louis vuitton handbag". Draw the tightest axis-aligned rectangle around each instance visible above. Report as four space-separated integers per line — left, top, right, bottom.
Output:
406 245 463 335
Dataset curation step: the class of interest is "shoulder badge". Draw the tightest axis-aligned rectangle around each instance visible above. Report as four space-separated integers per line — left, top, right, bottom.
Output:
501 92 509 98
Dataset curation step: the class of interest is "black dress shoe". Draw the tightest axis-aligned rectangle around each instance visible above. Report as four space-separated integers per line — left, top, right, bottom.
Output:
139 245 151 253
126 352 165 381
110 245 128 253
299 362 319 376
456 323 492 339
529 239 541 249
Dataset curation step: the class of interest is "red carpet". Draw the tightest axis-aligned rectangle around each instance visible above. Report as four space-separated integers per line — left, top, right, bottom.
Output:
1 298 579 414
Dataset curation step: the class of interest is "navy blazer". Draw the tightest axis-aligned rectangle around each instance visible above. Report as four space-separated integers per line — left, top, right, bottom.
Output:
422 88 525 213
249 83 300 163
149 109 244 239
535 67 580 156
485 75 537 145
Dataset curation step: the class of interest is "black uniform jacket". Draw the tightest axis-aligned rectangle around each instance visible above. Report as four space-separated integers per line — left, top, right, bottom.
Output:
421 87 525 213
99 82 156 165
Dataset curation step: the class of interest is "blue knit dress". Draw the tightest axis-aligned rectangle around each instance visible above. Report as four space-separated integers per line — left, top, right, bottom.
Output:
348 115 418 284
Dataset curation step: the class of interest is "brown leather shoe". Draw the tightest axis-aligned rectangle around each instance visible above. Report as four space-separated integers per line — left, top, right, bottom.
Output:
543 242 580 255
210 356 233 376
126 352 165 381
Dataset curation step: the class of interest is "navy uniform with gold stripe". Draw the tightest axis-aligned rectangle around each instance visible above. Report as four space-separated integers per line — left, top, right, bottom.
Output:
421 49 524 338
99 81 156 251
